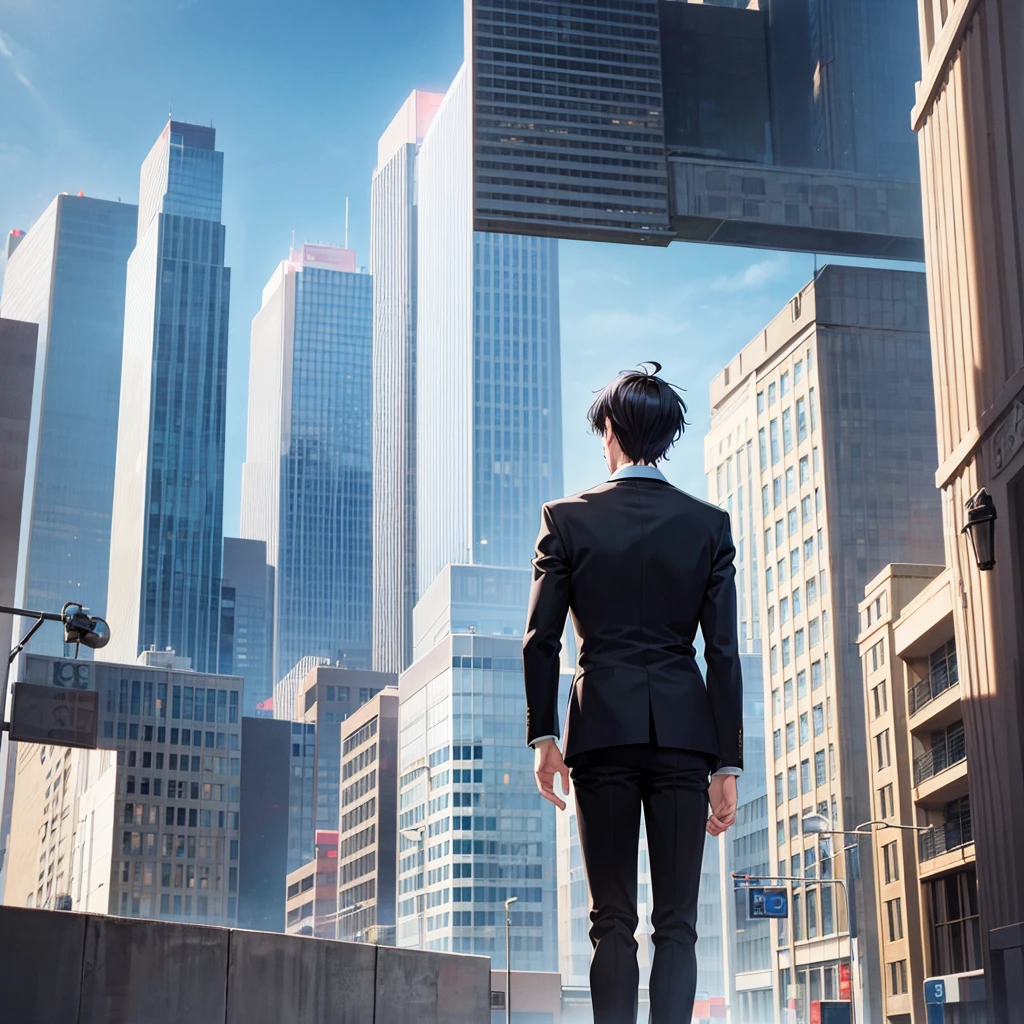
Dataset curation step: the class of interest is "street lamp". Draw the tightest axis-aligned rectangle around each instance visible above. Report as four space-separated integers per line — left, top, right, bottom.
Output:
962 488 997 571
4 601 111 665
400 825 427 949
504 895 518 1024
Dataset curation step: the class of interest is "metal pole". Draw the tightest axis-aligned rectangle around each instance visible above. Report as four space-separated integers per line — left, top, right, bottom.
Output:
505 895 518 1024
419 830 426 950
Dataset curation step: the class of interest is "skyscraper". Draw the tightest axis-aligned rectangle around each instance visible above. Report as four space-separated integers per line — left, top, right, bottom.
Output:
706 265 944 1024
0 194 137 655
371 90 443 675
415 65 563 591
219 538 274 717
241 243 373 681
103 122 231 673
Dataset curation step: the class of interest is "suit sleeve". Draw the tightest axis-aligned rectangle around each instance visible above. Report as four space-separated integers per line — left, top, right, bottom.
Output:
522 503 571 747
699 512 744 772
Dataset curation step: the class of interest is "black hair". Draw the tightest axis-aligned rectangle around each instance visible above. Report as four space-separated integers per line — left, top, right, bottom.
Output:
587 361 689 464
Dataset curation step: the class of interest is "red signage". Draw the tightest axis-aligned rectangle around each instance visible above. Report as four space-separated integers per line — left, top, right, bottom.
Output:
810 1002 821 1024
839 963 851 1002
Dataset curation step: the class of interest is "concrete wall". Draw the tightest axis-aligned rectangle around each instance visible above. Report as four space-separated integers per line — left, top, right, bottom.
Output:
0 905 491 1024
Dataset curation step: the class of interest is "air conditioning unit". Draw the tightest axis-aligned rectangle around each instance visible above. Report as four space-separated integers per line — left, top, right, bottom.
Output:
490 991 506 1009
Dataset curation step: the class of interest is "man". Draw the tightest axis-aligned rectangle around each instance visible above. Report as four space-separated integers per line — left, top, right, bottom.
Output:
523 363 742 1024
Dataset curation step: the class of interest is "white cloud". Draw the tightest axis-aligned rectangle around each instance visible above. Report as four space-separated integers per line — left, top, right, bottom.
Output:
14 70 40 97
0 30 13 58
707 254 792 293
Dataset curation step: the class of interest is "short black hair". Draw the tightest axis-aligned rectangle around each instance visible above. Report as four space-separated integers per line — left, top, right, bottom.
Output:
587 361 688 464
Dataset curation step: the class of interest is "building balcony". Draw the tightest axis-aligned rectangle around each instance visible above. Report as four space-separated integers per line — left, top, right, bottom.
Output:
919 808 973 864
914 726 966 786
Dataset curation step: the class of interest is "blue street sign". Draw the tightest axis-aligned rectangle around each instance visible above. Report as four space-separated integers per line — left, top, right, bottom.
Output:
925 980 946 1004
748 887 788 919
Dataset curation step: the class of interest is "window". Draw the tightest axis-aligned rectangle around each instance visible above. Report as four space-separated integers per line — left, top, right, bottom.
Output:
776 774 784 804
788 509 798 536
761 484 769 516
813 704 824 736
806 888 818 939
890 960 908 996
796 397 807 442
876 730 891 770
766 567 774 593
773 688 782 715
926 866 983 975
802 496 812 523
777 820 786 846
786 722 796 752
780 598 790 625
783 409 793 454
797 669 807 699
774 729 783 759
795 629 805 656
769 381 777 405
767 607 776 634
780 370 790 397
799 455 809 484
790 548 800 576
813 446 820 475
788 766 798 800
799 713 809 745
770 420 780 464
784 679 794 708
807 577 818 606
873 681 888 718
804 537 814 562
786 467 796 495
776 520 785 547
883 841 900 884
886 897 904 941
782 638 791 667
814 749 826 786
757 390 765 413
795 360 803 384
809 387 818 430
790 814 800 840
778 558 787 584
809 618 820 648
817 529 823 552
792 892 803 941
879 783 895 819
759 428 767 470
771 646 779 674
800 759 811 793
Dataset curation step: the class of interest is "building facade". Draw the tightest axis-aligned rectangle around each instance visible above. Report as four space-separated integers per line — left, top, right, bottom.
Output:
104 121 231 673
3 652 242 926
220 538 275 717
285 829 338 938
858 564 986 1023
0 194 137 656
396 565 557 972
370 90 443 675
707 265 945 1023
241 244 373 681
337 687 399 944
415 65 563 595
912 2 1024 1016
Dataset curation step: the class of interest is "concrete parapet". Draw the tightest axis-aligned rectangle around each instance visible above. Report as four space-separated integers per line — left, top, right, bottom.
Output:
0 905 490 1024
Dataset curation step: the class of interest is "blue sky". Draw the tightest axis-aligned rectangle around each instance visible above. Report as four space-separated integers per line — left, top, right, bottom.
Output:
0 0 922 534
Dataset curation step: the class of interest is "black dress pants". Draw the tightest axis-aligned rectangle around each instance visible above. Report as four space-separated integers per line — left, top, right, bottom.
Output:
569 739 712 1024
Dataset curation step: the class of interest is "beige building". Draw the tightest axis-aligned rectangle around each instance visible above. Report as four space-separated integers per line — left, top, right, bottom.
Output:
707 264 944 1023
912 1 1024 1016
858 564 985 1023
285 828 338 938
4 651 242 925
336 687 398 944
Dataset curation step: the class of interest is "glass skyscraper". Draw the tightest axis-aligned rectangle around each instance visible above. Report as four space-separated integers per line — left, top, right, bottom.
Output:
415 65 563 593
241 244 373 682
371 90 443 675
103 121 230 673
0 194 137 656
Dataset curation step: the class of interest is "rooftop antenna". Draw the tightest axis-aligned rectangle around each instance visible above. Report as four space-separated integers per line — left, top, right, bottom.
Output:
345 197 349 250
168 101 172 121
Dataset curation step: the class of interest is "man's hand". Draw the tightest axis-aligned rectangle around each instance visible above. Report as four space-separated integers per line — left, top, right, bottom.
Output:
706 774 738 836
534 739 570 810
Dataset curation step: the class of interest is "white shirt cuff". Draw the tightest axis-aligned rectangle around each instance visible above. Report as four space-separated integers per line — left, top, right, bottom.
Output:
713 767 742 777
530 735 559 747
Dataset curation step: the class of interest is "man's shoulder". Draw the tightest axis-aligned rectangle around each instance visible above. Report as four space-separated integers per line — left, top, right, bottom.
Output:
545 481 728 524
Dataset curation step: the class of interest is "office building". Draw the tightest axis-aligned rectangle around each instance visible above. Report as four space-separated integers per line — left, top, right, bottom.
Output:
371 90 444 674
241 243 373 681
396 565 557 971
337 687 399 944
707 265 944 1023
0 194 137 656
415 65 563 594
237 715 290 933
220 538 275 717
858 565 985 1024
104 122 231 672
273 655 329 723
5 227 25 260
912 2 1024 1014
468 0 923 256
3 651 242 926
285 829 338 938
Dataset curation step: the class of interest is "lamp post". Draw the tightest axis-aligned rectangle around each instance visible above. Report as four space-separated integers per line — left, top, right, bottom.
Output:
504 895 518 1024
399 762 433 950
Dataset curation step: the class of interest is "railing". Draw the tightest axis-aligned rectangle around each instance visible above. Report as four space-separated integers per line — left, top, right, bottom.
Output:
909 662 958 716
914 724 966 785
919 809 973 862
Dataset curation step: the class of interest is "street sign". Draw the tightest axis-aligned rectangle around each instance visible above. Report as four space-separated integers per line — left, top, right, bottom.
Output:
10 683 99 749
748 887 789 919
925 979 946 1004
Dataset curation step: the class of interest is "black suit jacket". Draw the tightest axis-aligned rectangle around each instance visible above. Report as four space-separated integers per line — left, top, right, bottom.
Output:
522 472 743 770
